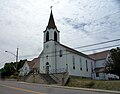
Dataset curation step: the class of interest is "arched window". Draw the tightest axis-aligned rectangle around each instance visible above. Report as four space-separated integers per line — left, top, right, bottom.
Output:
46 62 49 65
54 31 57 42
73 56 75 69
46 31 49 42
80 58 82 70
59 50 62 57
46 62 49 74
86 60 88 71
91 62 93 72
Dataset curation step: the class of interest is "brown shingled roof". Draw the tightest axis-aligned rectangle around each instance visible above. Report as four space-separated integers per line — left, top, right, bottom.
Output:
32 58 40 69
88 50 109 60
27 61 35 69
27 58 40 69
94 67 105 73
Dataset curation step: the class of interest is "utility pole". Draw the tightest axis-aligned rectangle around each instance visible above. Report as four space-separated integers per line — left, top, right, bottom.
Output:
16 48 18 75
5 48 19 76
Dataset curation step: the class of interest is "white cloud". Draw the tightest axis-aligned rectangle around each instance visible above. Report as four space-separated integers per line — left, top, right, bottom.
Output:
0 0 120 68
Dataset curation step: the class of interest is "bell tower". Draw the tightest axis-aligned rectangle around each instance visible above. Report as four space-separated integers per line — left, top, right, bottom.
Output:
43 9 60 44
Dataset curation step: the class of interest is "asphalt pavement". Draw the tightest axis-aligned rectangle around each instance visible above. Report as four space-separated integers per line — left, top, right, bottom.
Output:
0 80 119 94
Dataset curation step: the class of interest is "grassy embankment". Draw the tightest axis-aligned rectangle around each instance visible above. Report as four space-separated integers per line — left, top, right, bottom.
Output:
66 76 120 91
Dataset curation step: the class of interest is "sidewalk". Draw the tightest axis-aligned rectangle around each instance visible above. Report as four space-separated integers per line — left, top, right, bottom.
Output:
48 84 120 94
18 81 120 94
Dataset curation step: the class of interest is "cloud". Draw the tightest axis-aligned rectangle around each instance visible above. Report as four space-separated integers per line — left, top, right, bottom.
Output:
0 0 120 68
61 17 88 32
51 0 60 4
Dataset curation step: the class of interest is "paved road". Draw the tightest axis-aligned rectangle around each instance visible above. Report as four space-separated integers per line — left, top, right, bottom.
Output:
0 80 110 94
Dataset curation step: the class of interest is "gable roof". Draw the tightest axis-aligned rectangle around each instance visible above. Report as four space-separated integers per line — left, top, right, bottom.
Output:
32 58 40 68
38 50 43 58
60 43 93 60
88 50 109 60
27 61 35 69
26 57 40 69
94 67 105 73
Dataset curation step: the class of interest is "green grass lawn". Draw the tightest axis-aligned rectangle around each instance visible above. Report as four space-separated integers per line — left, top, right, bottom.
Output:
66 76 120 91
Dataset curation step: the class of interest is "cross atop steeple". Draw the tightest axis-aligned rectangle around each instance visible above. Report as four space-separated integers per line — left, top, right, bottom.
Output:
47 7 56 29
50 6 53 10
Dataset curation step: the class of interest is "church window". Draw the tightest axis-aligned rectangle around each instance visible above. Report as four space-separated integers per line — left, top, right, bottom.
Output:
59 50 62 57
54 31 57 42
80 58 82 70
96 73 99 77
46 55 48 59
46 62 49 65
86 60 88 71
46 31 49 42
25 67 27 71
73 56 75 69
43 66 45 70
91 62 93 72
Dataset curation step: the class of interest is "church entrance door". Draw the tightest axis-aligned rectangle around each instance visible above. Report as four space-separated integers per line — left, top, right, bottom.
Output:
46 62 49 74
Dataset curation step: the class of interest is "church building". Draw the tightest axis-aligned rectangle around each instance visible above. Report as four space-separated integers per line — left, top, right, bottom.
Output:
18 9 119 84
39 9 95 78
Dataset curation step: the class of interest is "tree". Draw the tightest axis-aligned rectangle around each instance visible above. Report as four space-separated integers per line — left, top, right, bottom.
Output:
0 63 15 78
105 47 120 78
0 59 27 78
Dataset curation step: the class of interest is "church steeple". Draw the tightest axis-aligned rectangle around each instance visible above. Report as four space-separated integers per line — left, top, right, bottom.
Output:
43 8 60 43
47 10 56 29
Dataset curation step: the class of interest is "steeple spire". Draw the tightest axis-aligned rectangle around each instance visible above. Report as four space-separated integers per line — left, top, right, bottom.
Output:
47 7 56 29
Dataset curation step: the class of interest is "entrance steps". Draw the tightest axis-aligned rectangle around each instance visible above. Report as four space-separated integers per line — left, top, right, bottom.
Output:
18 72 69 85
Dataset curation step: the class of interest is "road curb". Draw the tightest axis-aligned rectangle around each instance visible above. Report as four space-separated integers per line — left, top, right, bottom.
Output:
50 85 120 94
18 81 120 94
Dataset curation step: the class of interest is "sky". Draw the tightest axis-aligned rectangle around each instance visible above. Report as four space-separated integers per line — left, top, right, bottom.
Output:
0 0 120 68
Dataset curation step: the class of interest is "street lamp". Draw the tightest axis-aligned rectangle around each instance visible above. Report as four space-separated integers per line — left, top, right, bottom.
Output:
5 48 18 75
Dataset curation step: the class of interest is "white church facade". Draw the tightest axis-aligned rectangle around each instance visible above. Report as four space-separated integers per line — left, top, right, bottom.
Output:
39 10 95 79
19 10 119 84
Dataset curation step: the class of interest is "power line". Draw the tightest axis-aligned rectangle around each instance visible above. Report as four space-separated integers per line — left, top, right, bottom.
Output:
41 44 120 58
2 44 120 61
37 38 120 55
74 38 120 49
2 39 119 60
1 10 120 61
22 44 120 60
19 54 39 58
18 38 120 59
0 57 15 64
81 44 120 52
